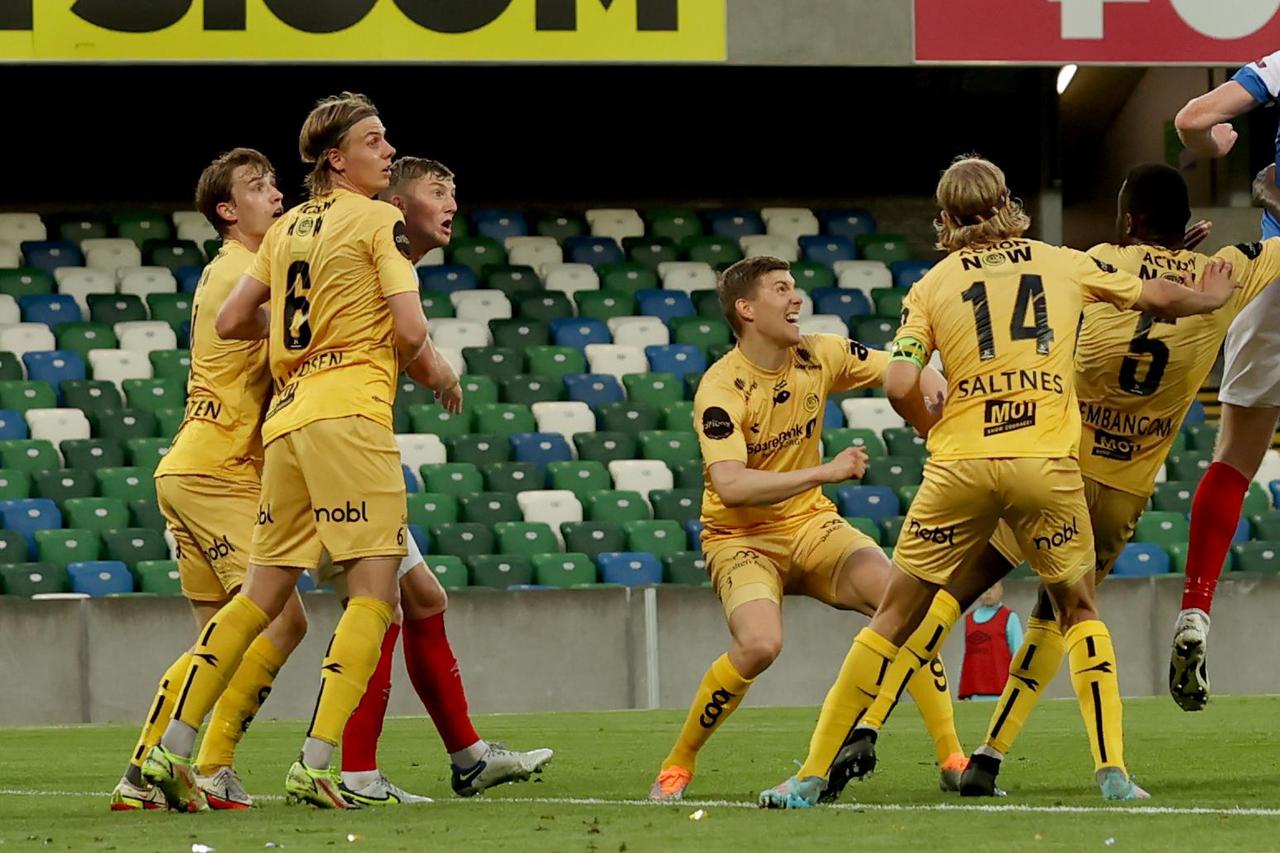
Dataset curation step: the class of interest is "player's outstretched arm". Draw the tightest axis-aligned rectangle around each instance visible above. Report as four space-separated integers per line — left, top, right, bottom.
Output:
1135 258 1237 319
708 448 867 509
215 274 271 340
884 358 940 438
386 291 429 365
1175 80 1256 159
405 341 462 413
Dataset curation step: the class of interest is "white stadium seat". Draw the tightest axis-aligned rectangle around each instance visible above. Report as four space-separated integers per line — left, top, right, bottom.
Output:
1255 449 1280 489
532 401 596 443
586 208 645 244
88 349 152 387
739 234 799 262
450 290 512 325
608 459 674 502
835 260 893 298
585 343 649 380
840 397 906 435
434 346 464 377
83 239 142 275
607 316 669 348
118 267 178 298
0 213 46 244
115 321 177 353
762 207 820 241
657 261 717 294
796 289 814 318
171 211 206 230
798 314 849 337
0 241 20 269
395 433 447 472
516 491 584 545
54 268 117 315
177 219 219 244
428 318 490 349
0 323 55 357
415 247 445 267
25 408 91 447
0 295 18 325
507 238 563 269
542 263 600 296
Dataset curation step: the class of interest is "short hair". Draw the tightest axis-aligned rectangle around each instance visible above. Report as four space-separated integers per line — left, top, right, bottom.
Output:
194 148 275 237
380 157 455 200
1119 163 1191 245
717 256 790 335
298 92 379 197
934 155 1031 252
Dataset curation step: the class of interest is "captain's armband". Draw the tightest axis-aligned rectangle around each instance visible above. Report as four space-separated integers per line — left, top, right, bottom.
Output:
889 336 928 369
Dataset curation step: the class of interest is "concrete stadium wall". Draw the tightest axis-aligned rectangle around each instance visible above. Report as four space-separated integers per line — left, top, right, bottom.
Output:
727 0 914 66
2 576 1278 728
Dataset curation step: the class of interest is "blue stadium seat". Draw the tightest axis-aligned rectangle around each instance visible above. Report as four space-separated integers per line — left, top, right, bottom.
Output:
824 399 844 429
296 571 318 593
23 351 85 395
549 317 611 350
684 519 703 551
1182 401 1206 429
176 267 203 293
471 209 529 242
644 345 707 381
891 259 933 288
402 463 420 493
563 236 625 267
418 265 479 294
510 432 574 469
813 287 873 322
705 210 764 240
1232 517 1250 544
836 485 900 524
799 235 857 266
563 373 625 407
68 560 134 596
818 207 877 241
0 409 29 440
2 499 62 554
596 551 663 586
19 294 81 329
635 289 695 323
19 240 83 276
1270 480 1280 509
408 523 429 555
1112 543 1170 577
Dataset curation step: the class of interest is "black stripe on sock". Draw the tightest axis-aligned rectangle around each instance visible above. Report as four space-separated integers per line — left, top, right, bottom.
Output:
200 619 218 647
1020 643 1037 670
306 679 328 739
1091 681 1108 764
876 656 890 687
924 624 944 653
1086 636 1096 658
146 693 166 726
989 688 1020 741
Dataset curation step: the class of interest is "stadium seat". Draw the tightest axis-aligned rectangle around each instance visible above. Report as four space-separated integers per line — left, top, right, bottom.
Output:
644 345 706 380
408 493 459 531
598 263 658 298
447 239 507 276
425 554 469 590
1112 543 1170 577
148 350 190 382
0 352 21 381
90 409 157 442
647 209 702 244
545 462 611 501
1253 511 1280 542
431 319 491 350
823 428 887 459
451 291 512 326
532 552 597 587
467 554 535 589
115 213 173 248
475 403 538 439
841 397 904 434
445 433 511 467
459 375 499 406
543 263 601 297
24 353 86 397
60 437 124 470
420 463 484 498
799 314 849 337
2 499 62 552
0 468 31 500
420 292 455 318
858 234 912 264
410 404 474 439
19 293 81 328
462 345 520 377
706 210 764 240
532 401 596 442
35 528 100 567
0 439 59 472
67 560 133 595
136 559 182 595
85 242 142 276
96 467 154 502
89 350 153 387
740 234 799 262
562 374 625 407
119 267 177 300
587 208 645 243
561 521 627 557
122 378 185 412
0 561 66 595
564 236 624 268
835 260 894 299
596 401 660 434
584 344 649 381
484 266 542 300
0 409 28 440
585 489 651 522
847 516 882 544
607 317 669 349
458 492 522 525
0 324 55 358
510 432 574 468
663 551 708 585
836 485 900 524
0 295 17 325
26 408 91 448
650 488 701 523
514 291 574 322
638 430 700 466
494 521 560 557
507 237 563 269
525 345 587 379
396 433 448 472
430 522 494 559
490 318 550 350
57 324 118 362
498 375 562 406
1254 450 1280 490
871 288 906 319
551 317 611 350
1167 451 1213 484
624 519 686 557
882 426 928 459
880 515 905 545
818 208 876 241
481 461 542 493
516 490 583 540
130 499 166 530
20 240 82 276
0 268 54 300
625 237 681 270
596 552 663 586
656 261 717 295
1133 511 1190 547
0 381 56 413
799 235 857 266
575 290 632 324
660 400 694 431
636 290 695 324
574 431 638 465
681 238 741 269
1233 541 1280 575
863 456 924 491
607 460 673 501
145 240 203 274
891 259 933 288
472 210 526 243
670 318 731 350
813 288 873 322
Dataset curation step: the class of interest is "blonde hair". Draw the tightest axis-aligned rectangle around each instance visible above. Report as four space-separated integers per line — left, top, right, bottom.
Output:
298 92 379 197
934 155 1031 252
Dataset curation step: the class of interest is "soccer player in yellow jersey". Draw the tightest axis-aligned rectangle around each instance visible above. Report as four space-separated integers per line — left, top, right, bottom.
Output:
649 256 964 805
143 93 454 810
772 155 1238 806
110 149 305 812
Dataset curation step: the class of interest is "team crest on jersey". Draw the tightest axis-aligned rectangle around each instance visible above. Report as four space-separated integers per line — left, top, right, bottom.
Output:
393 221 413 259
982 252 1007 267
803 393 820 413
982 399 1036 436
295 217 315 238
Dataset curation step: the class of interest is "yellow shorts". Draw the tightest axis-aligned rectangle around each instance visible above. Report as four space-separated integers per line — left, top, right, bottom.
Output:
252 416 408 569
894 457 1094 588
156 474 257 603
991 477 1149 580
704 510 880 618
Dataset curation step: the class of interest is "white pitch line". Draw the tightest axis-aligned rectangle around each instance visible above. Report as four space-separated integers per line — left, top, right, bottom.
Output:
4 789 1280 817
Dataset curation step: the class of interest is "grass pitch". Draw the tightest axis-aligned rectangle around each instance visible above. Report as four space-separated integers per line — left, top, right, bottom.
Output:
3 696 1279 852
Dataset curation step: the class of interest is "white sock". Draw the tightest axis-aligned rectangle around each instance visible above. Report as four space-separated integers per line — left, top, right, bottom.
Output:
450 739 489 768
160 721 197 758
341 769 381 790
302 737 335 770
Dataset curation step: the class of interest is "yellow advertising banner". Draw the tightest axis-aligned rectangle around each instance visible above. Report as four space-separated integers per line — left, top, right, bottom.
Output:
0 1 725 62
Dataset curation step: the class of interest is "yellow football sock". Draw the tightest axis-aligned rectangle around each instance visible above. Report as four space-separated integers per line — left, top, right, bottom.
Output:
174 594 270 730
662 654 754 773
862 591 963 764
306 596 394 747
1065 619 1126 773
797 627 898 780
984 616 1065 755
195 633 287 775
130 651 192 769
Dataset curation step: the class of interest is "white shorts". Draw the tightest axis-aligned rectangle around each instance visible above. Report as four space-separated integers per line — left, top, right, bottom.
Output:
1220 283 1280 408
307 528 424 587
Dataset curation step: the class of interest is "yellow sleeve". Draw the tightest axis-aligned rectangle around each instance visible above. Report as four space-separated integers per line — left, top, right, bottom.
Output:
244 222 277 286
368 203 420 298
694 374 748 467
889 283 934 368
808 333 888 392
1216 238 1280 309
1071 247 1142 309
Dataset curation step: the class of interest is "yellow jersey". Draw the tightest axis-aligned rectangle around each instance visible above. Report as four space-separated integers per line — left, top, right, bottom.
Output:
247 189 420 445
695 333 888 539
895 238 1143 461
1077 239 1280 495
156 239 270 482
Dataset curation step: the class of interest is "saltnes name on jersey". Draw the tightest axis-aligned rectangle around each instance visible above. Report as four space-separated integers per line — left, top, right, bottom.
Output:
953 369 1066 400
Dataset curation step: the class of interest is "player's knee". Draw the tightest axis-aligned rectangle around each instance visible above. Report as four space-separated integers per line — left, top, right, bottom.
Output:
737 633 783 675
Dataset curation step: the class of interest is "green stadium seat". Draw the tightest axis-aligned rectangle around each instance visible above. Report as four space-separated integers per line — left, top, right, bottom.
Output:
484 266 542 300
498 374 562 406
623 372 683 408
862 456 924 491
447 237 507 275
561 521 628 557
459 375 499 406
514 292 574 322
546 461 612 501
1133 511 1189 547
407 492 459 529
202 239 222 260
473 403 537 439
535 212 587 242
596 401 661 434
420 291 455 318
525 345 586 379
1232 541 1280 574
115 212 173 248
135 560 183 595
459 492 523 525
575 290 633 323
61 380 123 415
63 497 129 533
0 381 56 412
623 519 685 557
35 528 101 568
872 289 907 319
410 404 475 439
426 554 470 589
466 554 534 589
574 431 638 465
1252 511 1280 542
490 318 549 350
532 552 598 587
0 268 53 299
125 437 171 471
148 350 191 382
1243 482 1270 517
495 521 559 557
102 528 169 566
671 459 704 490
881 515 905 547
122 378 186 413
585 490 650 522
32 469 96 505
850 317 898 349
88 294 147 326
0 562 67 596
638 430 701 466
650 489 701 523
881 426 927 460
56 323 118 361
846 516 881 544
896 484 920 511
144 240 202 274
462 346 521 378
420 463 483 498
625 237 680 269
154 408 184 438
60 438 124 470
660 400 695 432
683 372 702 400
90 409 158 442
671 318 731 350
430 522 494 559
95 467 154 502
1185 422 1217 452
692 289 723 321
663 551 709 585
823 428 887 459
0 440 59 473
444 433 511 466
0 352 21 381
598 263 658 297
707 343 733 363
857 234 911 264
129 499 166 530
1166 451 1213 482
0 468 31 500
683 235 742 267
146 293 194 333
648 208 702 244
481 461 542 493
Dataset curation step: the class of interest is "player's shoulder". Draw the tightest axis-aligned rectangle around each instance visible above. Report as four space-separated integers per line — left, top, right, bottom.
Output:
1214 239 1269 263
345 193 404 225
699 350 739 388
204 239 253 289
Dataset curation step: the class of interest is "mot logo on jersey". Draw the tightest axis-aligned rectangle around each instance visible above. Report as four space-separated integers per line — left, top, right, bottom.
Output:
983 400 1037 436
1091 428 1139 461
